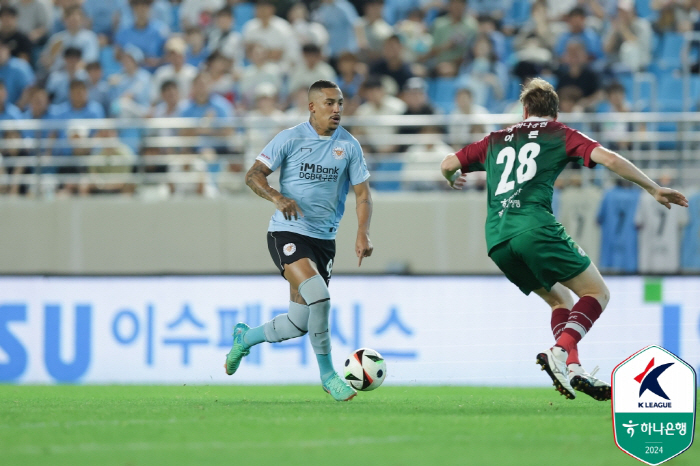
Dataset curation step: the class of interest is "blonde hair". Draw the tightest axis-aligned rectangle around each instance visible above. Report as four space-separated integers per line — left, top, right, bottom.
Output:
519 78 559 118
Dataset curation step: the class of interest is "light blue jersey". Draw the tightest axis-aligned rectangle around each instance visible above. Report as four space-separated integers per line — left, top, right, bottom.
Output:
256 121 370 240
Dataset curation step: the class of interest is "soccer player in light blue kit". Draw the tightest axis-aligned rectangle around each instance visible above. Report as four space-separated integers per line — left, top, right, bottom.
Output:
224 80 373 401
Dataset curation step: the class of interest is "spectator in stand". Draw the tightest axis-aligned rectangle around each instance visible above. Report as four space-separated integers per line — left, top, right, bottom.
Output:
119 0 173 32
285 86 309 119
555 40 603 109
0 41 34 104
603 0 652 72
86 61 110 114
423 0 477 74
287 3 329 50
0 79 22 120
457 34 507 110
150 36 197 103
355 76 407 153
208 7 244 65
238 43 283 108
476 15 506 62
336 51 364 101
395 8 433 64
179 0 224 31
184 27 208 67
513 0 555 51
287 43 337 95
312 0 366 59
554 7 603 60
449 86 490 139
51 78 105 119
599 81 635 151
0 6 33 62
247 81 284 154
108 44 151 117
652 0 690 32
41 6 99 72
469 0 509 21
179 73 234 132
206 51 236 101
15 0 50 47
382 0 422 26
370 35 415 95
242 0 298 72
358 0 394 62
23 85 50 121
115 0 169 72
46 46 88 104
399 77 435 136
82 0 124 41
86 127 137 195
151 80 185 118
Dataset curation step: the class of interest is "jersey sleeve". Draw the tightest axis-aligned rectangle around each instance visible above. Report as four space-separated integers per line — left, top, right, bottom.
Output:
565 127 600 168
349 140 370 185
455 135 488 172
256 131 290 171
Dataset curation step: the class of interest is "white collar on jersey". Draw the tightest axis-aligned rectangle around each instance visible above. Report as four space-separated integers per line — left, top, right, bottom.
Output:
318 135 331 140
523 116 552 122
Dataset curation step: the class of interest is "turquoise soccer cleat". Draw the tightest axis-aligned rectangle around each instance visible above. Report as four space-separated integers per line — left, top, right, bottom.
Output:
322 372 357 401
224 323 251 376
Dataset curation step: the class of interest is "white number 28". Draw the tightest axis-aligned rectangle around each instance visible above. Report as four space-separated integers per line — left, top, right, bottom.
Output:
494 142 541 196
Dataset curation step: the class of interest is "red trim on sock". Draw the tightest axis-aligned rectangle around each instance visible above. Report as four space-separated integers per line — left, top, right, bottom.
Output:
566 347 580 366
551 308 570 340
555 330 579 354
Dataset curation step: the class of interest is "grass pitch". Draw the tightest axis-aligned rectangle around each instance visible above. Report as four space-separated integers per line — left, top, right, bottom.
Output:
0 385 696 466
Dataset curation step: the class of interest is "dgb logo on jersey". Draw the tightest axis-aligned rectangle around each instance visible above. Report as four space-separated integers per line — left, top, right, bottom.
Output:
612 345 696 465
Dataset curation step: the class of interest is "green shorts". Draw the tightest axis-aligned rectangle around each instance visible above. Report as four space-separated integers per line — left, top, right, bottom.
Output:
488 224 591 296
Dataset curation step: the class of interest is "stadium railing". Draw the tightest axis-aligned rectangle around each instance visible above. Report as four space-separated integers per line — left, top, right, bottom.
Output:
1 112 699 196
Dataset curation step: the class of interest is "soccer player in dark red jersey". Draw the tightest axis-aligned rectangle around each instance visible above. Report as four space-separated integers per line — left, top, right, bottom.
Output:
441 78 688 400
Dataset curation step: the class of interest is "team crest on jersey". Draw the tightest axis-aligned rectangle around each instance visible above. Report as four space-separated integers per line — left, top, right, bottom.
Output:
283 243 296 256
332 147 345 160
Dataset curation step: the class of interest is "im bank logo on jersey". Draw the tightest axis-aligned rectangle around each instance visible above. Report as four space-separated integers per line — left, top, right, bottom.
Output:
612 345 696 465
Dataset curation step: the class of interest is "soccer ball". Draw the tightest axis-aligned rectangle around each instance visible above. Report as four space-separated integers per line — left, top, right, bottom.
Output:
343 348 387 391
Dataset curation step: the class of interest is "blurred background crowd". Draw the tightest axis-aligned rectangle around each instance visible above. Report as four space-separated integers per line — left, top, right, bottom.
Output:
0 0 698 198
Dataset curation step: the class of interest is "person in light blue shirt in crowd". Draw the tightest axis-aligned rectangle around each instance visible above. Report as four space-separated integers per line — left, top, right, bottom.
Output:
0 41 34 104
179 72 234 154
108 44 152 117
115 0 169 72
50 79 105 122
82 0 128 39
118 0 173 32
21 86 51 144
554 6 603 60
225 79 373 403
312 0 363 58
597 181 641 273
0 80 22 120
86 61 110 115
46 47 89 105
41 6 99 72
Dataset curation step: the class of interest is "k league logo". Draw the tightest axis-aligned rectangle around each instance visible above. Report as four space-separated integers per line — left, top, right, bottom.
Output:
612 345 696 465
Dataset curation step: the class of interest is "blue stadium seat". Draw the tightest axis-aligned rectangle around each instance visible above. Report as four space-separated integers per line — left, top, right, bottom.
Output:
657 33 685 70
427 77 458 114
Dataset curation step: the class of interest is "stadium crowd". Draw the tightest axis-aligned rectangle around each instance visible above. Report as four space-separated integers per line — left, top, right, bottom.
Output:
0 0 697 197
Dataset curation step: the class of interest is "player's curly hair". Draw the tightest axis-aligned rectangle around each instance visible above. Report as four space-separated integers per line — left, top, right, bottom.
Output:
520 78 559 119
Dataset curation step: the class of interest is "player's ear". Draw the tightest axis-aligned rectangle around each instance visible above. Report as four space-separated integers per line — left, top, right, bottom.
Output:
308 101 314 113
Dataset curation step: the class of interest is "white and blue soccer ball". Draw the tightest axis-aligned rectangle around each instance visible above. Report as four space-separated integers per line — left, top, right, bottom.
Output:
343 348 386 391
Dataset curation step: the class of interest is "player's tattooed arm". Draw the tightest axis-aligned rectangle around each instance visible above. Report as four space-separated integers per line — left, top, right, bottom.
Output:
245 161 304 220
353 181 373 266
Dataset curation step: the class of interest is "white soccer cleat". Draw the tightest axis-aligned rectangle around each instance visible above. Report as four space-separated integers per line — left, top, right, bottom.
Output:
536 347 576 400
569 364 611 401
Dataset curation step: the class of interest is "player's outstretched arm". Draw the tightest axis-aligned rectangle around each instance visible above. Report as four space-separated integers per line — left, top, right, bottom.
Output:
353 181 373 267
440 154 468 190
245 160 304 220
590 147 689 209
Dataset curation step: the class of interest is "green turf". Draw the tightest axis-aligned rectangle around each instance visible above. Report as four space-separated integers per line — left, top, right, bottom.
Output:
0 385 696 466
